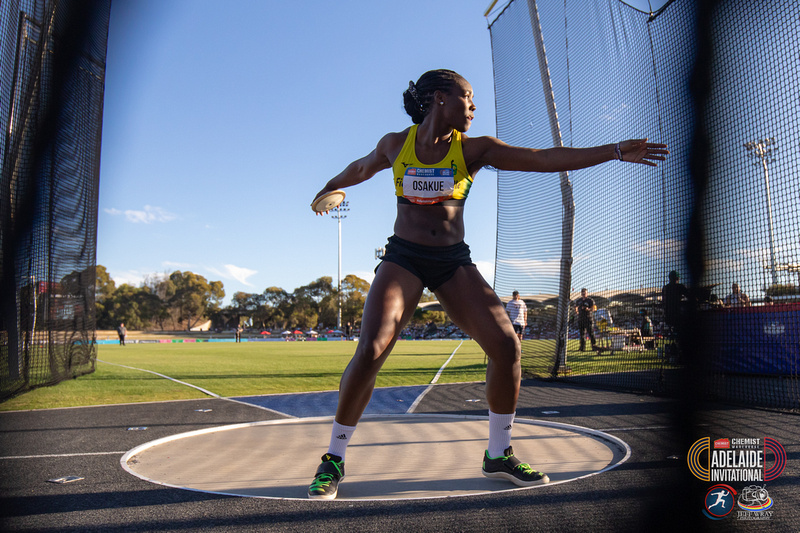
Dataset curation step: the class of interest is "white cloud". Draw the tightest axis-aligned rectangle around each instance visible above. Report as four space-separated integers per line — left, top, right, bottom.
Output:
349 270 376 285
706 256 745 272
104 207 122 215
631 238 684 261
206 264 258 286
110 269 148 287
123 205 178 224
736 243 797 262
163 261 195 270
473 260 495 283
600 102 629 122
496 257 561 275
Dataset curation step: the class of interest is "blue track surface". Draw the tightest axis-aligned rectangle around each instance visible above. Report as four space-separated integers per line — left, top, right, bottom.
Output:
233 385 430 418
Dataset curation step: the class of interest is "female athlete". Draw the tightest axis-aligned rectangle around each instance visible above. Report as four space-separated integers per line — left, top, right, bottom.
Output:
307 69 668 499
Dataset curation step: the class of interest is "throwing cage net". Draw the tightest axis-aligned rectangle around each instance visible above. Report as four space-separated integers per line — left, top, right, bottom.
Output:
490 0 799 411
0 0 110 400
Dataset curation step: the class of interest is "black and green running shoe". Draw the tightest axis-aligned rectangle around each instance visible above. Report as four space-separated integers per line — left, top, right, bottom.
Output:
482 446 550 487
308 453 345 500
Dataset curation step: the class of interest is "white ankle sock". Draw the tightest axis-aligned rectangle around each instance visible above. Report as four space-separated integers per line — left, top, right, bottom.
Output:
327 421 357 460
488 410 515 458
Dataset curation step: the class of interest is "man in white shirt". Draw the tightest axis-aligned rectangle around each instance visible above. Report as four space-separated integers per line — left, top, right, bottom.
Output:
506 291 527 341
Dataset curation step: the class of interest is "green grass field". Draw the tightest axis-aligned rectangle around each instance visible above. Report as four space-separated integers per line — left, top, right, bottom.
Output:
0 340 489 411
0 338 673 412
532 339 675 375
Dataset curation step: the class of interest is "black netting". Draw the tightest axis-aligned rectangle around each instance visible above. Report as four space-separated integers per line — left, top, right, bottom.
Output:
1 0 110 400
490 0 799 411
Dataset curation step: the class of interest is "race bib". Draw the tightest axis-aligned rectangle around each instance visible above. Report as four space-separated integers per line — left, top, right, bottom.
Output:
402 168 455 205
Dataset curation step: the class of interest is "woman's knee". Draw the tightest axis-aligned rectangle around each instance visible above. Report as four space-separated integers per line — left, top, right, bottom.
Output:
485 333 520 367
350 339 392 375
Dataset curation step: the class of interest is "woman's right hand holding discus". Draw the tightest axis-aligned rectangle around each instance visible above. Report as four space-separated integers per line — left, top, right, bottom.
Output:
311 188 346 216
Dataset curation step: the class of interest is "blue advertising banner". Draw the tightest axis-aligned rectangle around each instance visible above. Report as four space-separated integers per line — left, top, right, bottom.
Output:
706 304 800 375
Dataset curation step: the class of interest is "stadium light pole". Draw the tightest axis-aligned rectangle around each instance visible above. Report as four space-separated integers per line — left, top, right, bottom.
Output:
744 138 779 287
331 201 349 328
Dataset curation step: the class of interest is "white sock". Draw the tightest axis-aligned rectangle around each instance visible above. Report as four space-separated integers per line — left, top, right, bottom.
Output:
327 421 357 460
488 410 515 458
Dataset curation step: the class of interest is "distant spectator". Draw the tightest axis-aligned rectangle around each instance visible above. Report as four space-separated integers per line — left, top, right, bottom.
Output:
662 270 689 329
117 323 127 346
764 296 774 306
505 291 527 342
345 322 352 340
725 283 751 307
424 321 438 338
573 288 597 351
640 309 653 337
235 324 243 343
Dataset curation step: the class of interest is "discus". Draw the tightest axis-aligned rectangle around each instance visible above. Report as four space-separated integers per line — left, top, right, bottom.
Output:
311 189 346 213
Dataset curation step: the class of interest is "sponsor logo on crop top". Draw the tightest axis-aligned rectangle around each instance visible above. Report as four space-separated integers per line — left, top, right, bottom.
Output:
401 167 455 205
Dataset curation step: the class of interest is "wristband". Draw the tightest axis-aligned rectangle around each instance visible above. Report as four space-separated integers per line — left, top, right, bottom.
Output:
614 142 623 161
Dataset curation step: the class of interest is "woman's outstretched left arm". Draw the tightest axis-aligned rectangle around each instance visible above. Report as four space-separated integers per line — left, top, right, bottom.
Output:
466 136 668 174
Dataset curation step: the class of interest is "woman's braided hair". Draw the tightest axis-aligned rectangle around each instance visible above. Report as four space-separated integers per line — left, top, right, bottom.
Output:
403 69 465 124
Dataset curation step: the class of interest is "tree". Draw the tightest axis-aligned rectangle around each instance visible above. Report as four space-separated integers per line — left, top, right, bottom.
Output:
95 266 165 330
261 287 291 330
165 271 225 330
105 284 150 330
296 277 335 302
140 272 171 330
95 265 116 301
409 289 447 326
340 274 370 327
95 265 116 328
221 291 263 329
288 277 335 330
230 291 254 320
317 293 338 329
289 280 320 330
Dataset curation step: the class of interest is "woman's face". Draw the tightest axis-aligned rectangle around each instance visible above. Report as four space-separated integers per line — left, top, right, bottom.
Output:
440 78 476 132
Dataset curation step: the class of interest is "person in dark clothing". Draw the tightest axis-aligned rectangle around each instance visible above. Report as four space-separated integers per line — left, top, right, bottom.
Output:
661 270 689 330
640 309 654 349
117 323 127 346
661 271 691 362
640 309 653 337
573 288 596 351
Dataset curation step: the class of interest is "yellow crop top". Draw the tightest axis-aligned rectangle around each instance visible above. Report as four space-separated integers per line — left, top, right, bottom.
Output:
392 124 473 206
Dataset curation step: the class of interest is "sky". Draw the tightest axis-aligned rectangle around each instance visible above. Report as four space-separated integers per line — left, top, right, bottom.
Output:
97 0 669 304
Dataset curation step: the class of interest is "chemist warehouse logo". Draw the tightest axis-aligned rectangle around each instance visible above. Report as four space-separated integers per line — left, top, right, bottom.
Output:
687 437 786 482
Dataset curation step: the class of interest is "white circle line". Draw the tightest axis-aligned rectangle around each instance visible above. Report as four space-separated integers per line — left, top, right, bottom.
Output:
120 413 631 502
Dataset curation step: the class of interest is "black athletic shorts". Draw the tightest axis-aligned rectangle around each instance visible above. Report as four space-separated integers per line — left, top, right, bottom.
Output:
375 235 475 292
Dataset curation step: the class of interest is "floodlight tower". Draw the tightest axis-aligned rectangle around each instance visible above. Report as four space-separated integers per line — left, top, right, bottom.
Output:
743 138 779 287
331 201 349 328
